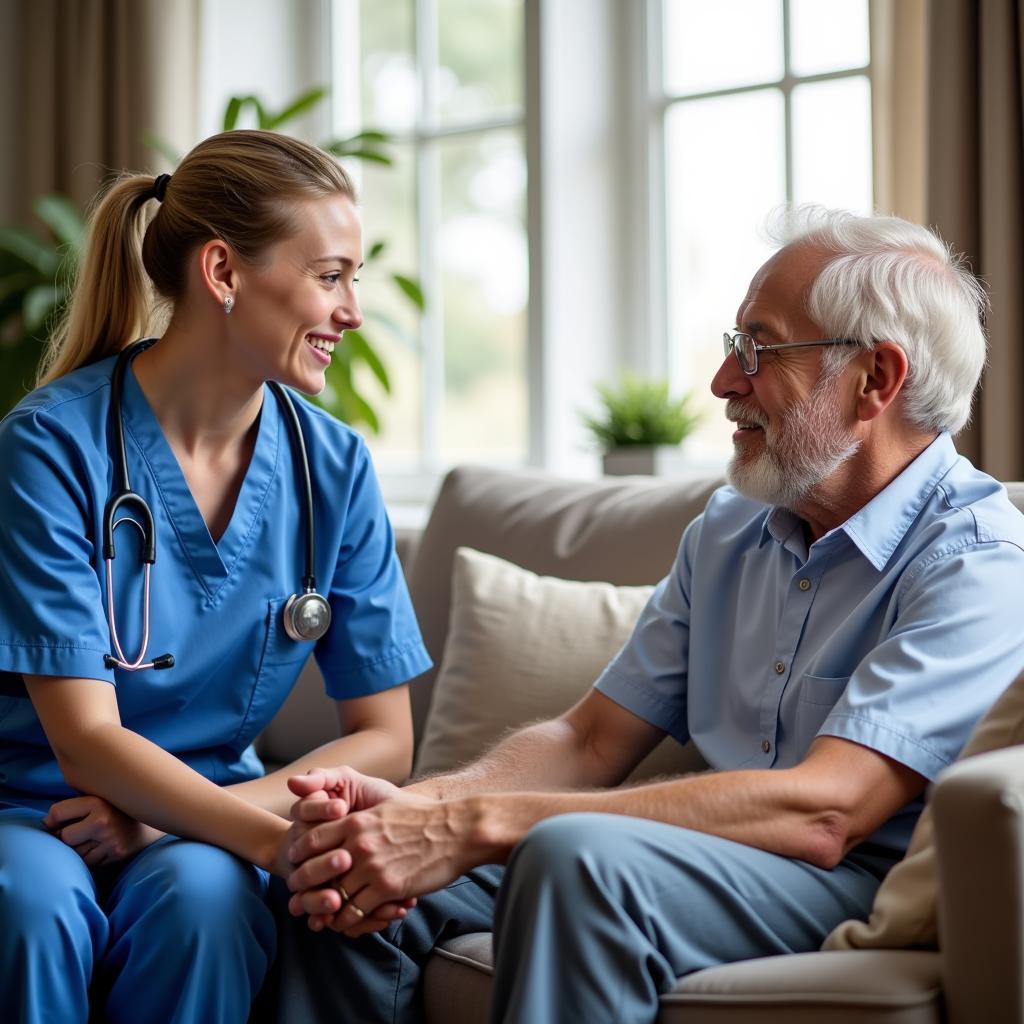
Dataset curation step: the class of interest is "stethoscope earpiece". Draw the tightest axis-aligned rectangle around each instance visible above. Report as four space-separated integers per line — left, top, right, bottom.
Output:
103 340 326 672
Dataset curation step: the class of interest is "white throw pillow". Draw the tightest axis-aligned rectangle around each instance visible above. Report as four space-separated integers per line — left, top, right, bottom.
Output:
415 547 687 776
823 668 1024 950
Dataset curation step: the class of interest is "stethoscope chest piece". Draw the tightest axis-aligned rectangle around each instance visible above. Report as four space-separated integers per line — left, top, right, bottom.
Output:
283 591 332 642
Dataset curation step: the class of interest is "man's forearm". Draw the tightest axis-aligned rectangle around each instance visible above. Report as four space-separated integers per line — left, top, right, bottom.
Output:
407 717 607 801
468 767 843 868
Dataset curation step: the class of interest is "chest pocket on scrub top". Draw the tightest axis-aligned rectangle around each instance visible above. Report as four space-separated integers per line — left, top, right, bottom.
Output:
794 673 850 753
231 596 316 750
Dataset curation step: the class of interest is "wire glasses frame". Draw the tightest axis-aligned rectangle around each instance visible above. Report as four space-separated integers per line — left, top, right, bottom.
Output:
723 332 859 376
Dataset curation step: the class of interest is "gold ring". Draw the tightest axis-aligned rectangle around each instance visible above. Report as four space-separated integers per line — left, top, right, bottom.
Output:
331 879 350 903
349 902 366 920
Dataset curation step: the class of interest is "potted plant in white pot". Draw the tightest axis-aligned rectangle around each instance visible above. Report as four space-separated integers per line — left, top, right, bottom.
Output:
582 372 702 476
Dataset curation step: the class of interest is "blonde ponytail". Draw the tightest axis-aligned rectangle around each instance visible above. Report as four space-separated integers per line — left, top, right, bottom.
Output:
38 129 356 388
37 175 162 386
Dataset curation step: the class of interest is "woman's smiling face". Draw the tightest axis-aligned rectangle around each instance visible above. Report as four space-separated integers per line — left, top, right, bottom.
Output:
234 194 364 396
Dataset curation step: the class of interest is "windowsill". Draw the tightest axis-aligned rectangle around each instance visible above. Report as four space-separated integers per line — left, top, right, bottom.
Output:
387 501 432 532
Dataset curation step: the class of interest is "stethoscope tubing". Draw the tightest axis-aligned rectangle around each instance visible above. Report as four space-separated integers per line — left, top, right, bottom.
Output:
103 338 327 671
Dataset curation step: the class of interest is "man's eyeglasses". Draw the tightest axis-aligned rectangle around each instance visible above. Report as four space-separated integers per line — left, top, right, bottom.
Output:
723 332 859 376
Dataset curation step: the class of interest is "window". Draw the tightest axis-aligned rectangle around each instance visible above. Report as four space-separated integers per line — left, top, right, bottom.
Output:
330 0 527 479
654 0 872 464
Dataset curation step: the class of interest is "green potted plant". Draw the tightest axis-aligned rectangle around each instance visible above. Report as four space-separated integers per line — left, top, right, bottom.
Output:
581 372 703 476
0 88 422 433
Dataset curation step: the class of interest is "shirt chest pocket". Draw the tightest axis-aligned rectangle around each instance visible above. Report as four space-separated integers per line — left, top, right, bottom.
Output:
231 597 316 750
794 673 850 754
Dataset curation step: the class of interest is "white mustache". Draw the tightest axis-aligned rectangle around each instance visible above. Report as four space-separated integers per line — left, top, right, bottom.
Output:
725 401 769 430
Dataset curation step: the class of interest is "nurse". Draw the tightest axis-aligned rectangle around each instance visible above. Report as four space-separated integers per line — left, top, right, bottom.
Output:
0 129 431 1023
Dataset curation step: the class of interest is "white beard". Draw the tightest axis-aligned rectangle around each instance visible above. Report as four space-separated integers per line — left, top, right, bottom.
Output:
725 371 862 510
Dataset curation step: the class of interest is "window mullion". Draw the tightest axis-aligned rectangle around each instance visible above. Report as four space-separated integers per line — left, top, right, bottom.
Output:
415 0 443 471
782 0 794 203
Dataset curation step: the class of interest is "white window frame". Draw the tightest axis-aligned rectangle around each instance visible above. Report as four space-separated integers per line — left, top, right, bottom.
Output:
329 0 529 500
644 0 873 405
198 1 876 511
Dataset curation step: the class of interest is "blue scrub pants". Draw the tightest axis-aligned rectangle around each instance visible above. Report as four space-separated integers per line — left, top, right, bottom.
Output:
0 807 276 1024
267 812 894 1024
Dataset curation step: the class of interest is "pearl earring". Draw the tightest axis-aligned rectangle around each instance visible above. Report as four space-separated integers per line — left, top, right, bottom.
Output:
223 295 235 315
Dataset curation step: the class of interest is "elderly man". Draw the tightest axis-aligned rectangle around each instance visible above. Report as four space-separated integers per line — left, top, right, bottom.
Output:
274 208 1024 1024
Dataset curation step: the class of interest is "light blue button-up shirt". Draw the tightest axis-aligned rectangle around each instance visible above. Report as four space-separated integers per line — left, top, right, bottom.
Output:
595 433 1024 852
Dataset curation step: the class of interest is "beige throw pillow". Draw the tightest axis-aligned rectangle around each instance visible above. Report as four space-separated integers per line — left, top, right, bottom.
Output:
824 668 1024 950
414 547 663 776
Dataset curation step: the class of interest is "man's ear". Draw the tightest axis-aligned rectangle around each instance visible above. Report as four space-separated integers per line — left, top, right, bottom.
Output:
196 239 238 307
854 342 908 422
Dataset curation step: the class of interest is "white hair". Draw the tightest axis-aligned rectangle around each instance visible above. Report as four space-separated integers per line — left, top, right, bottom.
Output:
766 206 988 434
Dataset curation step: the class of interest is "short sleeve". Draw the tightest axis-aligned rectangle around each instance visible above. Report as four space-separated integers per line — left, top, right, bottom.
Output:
0 409 115 692
820 540 1024 779
314 440 431 699
592 517 697 743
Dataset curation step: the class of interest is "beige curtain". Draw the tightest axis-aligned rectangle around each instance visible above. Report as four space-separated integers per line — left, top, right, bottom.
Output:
877 0 1024 479
4 0 200 224
871 0 929 225
924 0 1024 479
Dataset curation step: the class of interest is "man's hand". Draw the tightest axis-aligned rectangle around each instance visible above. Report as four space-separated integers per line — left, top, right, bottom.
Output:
287 791 488 937
286 767 420 936
43 796 164 867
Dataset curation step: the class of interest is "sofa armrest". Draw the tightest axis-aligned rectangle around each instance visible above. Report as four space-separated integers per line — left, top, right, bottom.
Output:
932 745 1024 1024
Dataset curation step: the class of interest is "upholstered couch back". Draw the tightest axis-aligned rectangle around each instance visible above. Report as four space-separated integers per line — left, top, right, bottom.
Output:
256 466 1024 771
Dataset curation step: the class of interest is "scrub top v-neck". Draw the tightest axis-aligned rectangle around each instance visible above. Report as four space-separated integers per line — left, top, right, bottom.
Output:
119 359 280 597
0 354 430 810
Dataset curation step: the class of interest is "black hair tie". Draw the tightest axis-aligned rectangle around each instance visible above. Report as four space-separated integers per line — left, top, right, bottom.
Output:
151 174 172 203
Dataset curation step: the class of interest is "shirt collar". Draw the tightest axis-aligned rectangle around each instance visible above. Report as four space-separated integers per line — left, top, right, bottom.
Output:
758 433 961 570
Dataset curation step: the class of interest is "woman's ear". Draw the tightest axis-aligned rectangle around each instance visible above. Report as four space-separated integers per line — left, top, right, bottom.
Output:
855 341 909 422
196 239 237 308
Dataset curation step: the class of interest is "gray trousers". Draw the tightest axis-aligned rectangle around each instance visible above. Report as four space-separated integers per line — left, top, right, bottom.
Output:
262 812 894 1024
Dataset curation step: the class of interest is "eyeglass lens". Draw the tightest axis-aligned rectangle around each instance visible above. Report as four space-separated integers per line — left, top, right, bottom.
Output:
724 333 755 373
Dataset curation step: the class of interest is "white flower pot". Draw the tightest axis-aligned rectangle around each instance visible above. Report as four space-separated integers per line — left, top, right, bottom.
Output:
602 445 689 477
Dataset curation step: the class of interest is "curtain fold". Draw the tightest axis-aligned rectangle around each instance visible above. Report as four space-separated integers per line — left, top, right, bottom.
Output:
871 0 928 225
925 0 1024 478
9 0 199 223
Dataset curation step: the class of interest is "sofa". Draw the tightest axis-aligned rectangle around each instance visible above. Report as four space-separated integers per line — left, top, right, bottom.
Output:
258 464 1024 1024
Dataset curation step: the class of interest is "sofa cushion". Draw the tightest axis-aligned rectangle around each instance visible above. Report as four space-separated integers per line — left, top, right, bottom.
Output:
824 665 1024 951
407 465 722 743
423 935 942 1024
415 548 703 779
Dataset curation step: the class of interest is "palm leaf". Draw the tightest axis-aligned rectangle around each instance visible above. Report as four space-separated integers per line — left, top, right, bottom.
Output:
0 228 58 275
24 284 60 332
263 87 327 130
33 195 85 250
391 273 425 310
346 329 391 392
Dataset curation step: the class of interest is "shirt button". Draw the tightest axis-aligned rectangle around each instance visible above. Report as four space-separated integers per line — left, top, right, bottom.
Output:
761 739 771 753
774 661 786 674
799 578 811 591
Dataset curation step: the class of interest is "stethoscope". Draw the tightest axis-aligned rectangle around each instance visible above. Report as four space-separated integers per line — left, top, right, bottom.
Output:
103 337 332 671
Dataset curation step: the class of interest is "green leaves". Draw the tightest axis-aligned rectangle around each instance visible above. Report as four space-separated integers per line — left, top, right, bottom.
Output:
324 130 394 166
33 195 85 251
0 226 61 276
390 273 425 310
581 373 703 451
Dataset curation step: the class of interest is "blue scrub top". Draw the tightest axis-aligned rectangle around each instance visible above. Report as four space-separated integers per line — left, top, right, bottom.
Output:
0 354 431 808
